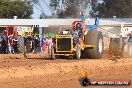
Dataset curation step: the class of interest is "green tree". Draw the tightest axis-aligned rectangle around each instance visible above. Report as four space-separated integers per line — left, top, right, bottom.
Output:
0 0 33 19
91 0 132 18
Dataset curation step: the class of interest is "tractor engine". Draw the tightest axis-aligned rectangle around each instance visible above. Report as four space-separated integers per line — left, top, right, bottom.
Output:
55 21 83 52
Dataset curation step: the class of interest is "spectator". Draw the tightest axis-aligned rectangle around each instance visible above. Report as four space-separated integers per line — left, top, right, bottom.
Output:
12 38 18 53
8 35 13 53
1 35 7 54
34 36 40 54
38 36 42 53
25 34 31 54
47 36 53 54
41 34 47 54
31 35 35 53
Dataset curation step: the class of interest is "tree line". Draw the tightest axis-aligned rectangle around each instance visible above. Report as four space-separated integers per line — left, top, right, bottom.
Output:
0 0 33 19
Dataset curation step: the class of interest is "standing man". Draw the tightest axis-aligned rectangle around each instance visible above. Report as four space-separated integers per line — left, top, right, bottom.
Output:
31 34 35 53
8 35 13 53
25 33 31 54
1 33 7 54
34 36 40 54
41 34 47 54
12 38 18 53
47 36 53 55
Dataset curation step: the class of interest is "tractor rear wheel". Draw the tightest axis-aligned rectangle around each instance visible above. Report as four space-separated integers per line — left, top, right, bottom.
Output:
85 30 104 59
17 36 25 53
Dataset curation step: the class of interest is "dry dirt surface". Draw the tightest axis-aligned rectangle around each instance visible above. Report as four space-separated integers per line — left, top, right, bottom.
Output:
0 37 131 88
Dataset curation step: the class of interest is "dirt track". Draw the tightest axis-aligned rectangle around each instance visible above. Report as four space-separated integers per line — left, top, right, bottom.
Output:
0 37 131 88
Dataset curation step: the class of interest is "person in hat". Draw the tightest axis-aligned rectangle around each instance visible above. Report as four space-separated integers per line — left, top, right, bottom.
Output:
38 35 42 53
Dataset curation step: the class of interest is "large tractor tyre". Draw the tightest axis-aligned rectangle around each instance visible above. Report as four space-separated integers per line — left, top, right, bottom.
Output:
17 36 25 53
84 30 104 59
109 38 124 57
76 44 81 60
123 43 132 58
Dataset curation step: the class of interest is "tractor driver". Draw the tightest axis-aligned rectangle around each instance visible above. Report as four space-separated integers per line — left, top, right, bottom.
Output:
76 22 82 38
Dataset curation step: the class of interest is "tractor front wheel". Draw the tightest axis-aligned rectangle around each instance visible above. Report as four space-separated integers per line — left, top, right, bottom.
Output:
76 44 81 60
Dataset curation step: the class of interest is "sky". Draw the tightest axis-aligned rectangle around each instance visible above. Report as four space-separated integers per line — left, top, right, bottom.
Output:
32 0 103 19
32 0 52 18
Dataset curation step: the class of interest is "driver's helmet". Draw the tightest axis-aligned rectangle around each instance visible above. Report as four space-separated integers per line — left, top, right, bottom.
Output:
76 22 82 30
